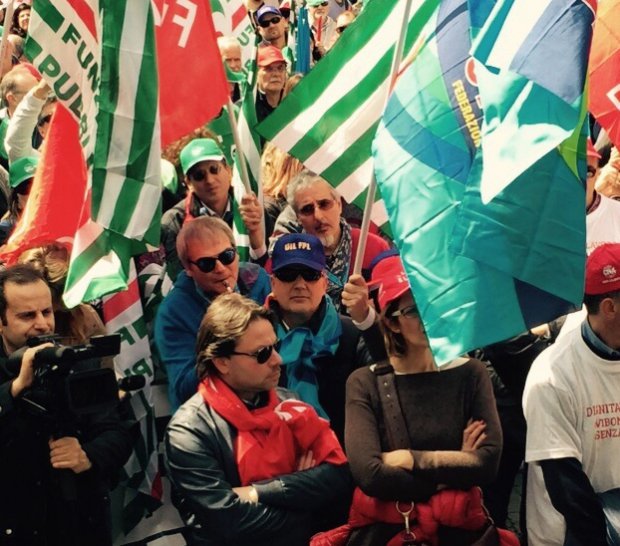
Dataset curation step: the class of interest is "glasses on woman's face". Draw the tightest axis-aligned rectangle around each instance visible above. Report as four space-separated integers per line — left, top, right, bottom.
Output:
274 268 322 283
391 304 418 318
297 198 335 217
189 163 222 182
189 247 236 273
230 340 280 364
336 24 349 34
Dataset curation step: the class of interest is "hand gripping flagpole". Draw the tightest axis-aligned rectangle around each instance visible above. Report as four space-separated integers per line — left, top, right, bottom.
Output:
352 0 414 275
0 1 16 79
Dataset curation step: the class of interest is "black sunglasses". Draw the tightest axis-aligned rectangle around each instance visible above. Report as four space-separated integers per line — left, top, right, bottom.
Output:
274 268 322 283
189 247 236 273
230 340 280 364
190 163 221 181
297 198 335 217
37 114 51 127
259 15 282 28
336 25 349 34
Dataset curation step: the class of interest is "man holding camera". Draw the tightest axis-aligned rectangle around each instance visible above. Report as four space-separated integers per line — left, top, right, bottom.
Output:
0 264 132 546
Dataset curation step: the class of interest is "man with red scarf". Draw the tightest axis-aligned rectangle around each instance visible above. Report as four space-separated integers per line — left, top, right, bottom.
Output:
164 292 351 546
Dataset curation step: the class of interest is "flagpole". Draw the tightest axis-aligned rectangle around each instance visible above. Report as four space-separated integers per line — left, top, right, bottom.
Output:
226 97 252 195
0 1 16 77
352 0 414 275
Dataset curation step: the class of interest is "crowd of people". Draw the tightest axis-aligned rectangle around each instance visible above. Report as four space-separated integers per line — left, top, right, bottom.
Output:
0 0 619 545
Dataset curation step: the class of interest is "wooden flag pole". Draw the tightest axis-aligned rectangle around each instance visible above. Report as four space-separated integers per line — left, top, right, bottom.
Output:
352 0 414 275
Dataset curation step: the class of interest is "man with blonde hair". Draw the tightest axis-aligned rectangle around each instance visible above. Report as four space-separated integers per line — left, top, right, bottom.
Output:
155 217 271 410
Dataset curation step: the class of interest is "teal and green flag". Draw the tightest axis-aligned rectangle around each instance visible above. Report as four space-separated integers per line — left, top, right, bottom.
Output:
373 0 589 364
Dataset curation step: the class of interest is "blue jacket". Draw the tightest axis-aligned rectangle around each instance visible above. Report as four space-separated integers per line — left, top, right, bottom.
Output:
155 263 271 411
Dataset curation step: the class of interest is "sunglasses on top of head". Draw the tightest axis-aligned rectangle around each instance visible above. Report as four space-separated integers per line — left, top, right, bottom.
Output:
230 340 280 364
274 268 322 283
259 15 282 28
189 163 222 182
189 247 236 273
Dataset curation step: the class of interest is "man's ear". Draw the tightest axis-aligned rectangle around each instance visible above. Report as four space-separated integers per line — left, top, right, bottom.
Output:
212 356 230 376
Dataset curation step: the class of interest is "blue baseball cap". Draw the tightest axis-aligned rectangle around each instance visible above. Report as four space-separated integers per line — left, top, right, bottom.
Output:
271 233 326 272
256 5 282 23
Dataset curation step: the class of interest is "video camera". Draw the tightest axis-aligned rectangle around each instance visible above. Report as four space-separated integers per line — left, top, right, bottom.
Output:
7 334 142 430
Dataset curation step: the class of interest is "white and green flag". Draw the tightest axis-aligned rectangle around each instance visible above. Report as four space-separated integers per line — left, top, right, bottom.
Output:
26 0 161 308
257 0 440 233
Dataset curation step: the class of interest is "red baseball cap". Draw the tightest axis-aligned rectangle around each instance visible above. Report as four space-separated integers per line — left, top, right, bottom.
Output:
370 254 411 311
257 45 286 68
585 243 620 295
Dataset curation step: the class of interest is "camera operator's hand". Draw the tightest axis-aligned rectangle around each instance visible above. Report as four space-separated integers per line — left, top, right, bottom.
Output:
9 342 55 399
49 437 93 474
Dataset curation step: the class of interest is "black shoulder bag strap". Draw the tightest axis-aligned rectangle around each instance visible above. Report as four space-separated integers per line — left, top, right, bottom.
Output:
372 361 410 450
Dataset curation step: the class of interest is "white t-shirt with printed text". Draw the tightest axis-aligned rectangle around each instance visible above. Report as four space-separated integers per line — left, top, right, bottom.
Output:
523 325 620 545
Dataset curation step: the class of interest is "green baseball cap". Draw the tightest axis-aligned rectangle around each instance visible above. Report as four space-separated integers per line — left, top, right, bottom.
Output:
9 156 39 188
179 139 224 175
161 158 178 193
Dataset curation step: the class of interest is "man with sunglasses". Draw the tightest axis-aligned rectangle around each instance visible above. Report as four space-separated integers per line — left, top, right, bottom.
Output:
307 0 338 53
267 233 382 441
155 217 271 411
165 292 351 546
271 170 390 314
161 138 270 281
255 5 288 51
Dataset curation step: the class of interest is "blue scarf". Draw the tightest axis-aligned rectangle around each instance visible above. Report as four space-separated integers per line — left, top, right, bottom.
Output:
273 297 342 418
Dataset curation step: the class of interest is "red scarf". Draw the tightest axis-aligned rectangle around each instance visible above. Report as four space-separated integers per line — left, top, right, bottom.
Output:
199 375 347 485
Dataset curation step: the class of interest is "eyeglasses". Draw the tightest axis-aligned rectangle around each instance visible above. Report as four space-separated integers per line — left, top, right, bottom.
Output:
297 198 336 217
313 1 329 6
336 25 349 34
587 166 598 179
391 304 418 318
189 247 236 273
274 268 322 283
37 114 51 127
259 16 282 28
230 340 280 364
190 163 221 182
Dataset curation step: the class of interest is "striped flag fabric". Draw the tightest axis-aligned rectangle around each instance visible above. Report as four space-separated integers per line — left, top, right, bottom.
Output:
373 0 584 364
25 0 162 308
257 0 441 232
231 36 264 260
102 262 161 534
589 0 620 148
